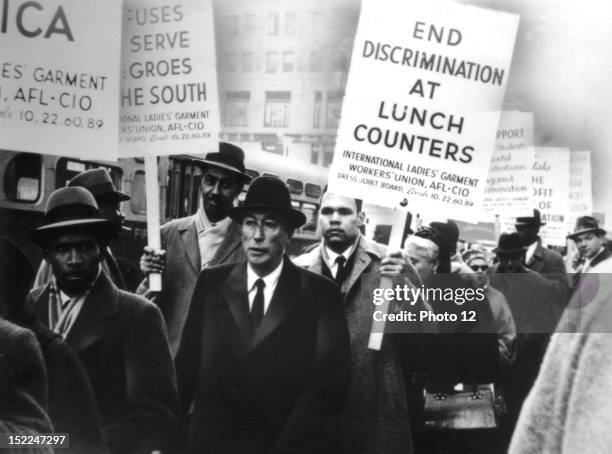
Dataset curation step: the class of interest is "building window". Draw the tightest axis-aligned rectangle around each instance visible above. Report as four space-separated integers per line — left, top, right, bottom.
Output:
310 51 322 72
285 13 296 34
268 13 279 35
227 15 238 36
241 52 253 73
243 14 255 34
322 145 335 167
310 144 320 165
282 51 294 72
326 91 343 129
225 52 238 72
264 91 291 128
224 91 250 127
266 52 278 73
313 91 322 128
331 51 349 72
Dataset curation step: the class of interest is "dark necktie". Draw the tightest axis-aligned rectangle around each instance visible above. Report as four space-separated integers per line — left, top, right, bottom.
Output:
251 278 265 331
335 255 347 286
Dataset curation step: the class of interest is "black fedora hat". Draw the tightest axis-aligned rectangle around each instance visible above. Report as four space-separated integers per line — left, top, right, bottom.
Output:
69 168 130 202
567 216 606 240
515 209 546 227
493 232 527 257
227 176 306 229
201 142 251 183
30 187 114 246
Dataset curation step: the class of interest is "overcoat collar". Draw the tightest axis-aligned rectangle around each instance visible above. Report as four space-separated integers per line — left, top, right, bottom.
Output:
178 215 242 272
33 272 119 353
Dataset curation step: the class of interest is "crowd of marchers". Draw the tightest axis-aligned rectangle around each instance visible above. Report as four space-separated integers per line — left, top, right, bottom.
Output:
1 141 611 454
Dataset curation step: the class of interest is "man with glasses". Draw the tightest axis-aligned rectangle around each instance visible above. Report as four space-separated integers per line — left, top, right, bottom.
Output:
463 249 516 369
138 142 251 354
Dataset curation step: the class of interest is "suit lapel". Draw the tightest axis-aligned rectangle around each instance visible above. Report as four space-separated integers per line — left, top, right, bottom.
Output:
179 216 200 272
342 241 372 301
65 273 119 354
210 221 242 265
590 248 612 269
222 262 254 342
32 284 52 329
249 259 297 353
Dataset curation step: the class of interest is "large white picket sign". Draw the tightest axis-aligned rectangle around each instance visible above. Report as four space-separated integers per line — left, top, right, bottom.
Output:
0 0 122 159
327 0 519 222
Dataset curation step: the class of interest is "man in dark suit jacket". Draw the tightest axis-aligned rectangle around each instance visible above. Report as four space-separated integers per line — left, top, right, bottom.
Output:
27 187 178 454
176 176 351 454
0 318 52 443
138 142 251 354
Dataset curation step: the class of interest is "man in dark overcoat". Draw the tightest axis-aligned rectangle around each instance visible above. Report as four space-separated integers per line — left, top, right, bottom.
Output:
26 187 178 454
176 176 351 454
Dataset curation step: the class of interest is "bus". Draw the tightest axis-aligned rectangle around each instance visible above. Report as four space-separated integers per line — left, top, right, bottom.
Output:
0 148 328 290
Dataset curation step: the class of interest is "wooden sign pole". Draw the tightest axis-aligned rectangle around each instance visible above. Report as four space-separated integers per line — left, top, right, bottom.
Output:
368 210 407 350
145 154 162 291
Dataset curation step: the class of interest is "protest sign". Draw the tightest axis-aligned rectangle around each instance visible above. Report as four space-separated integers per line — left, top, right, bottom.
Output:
533 147 570 246
119 0 220 289
0 0 121 159
482 111 534 218
119 0 220 156
568 150 593 227
327 0 519 222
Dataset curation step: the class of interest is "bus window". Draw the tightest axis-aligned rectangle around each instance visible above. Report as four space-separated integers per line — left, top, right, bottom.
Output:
286 179 303 195
130 171 146 215
183 164 193 216
263 173 279 179
56 158 122 190
3 153 42 203
192 166 203 212
304 183 321 199
300 202 318 233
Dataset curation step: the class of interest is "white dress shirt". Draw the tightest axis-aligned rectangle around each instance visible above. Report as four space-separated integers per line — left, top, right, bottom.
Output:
323 239 358 279
247 259 284 315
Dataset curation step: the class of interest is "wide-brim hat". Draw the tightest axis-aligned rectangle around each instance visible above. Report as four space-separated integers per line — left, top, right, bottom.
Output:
30 187 115 246
227 176 306 229
493 232 527 256
200 142 251 183
567 215 606 240
515 209 546 227
69 168 130 202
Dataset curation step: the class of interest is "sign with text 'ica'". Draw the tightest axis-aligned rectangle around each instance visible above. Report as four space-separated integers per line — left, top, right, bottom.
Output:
0 0 122 159
327 0 519 222
119 0 220 157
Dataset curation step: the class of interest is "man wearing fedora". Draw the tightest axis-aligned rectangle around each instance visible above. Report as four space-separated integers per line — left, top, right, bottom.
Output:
515 209 568 304
175 176 351 454
568 215 611 275
138 142 251 354
489 232 562 442
34 168 131 290
26 187 178 454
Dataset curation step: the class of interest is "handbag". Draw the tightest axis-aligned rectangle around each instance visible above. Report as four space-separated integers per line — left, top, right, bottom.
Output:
423 384 498 431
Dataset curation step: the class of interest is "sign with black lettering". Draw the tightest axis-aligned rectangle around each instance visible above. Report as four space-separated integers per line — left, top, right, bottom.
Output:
483 110 534 225
119 0 219 156
568 150 593 227
327 0 518 221
533 147 570 246
0 0 121 159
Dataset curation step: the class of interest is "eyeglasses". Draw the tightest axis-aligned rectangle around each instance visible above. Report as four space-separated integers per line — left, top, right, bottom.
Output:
470 265 489 272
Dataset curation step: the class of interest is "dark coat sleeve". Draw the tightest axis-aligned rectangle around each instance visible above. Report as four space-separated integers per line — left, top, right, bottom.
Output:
0 323 53 454
102 301 179 454
275 276 351 453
